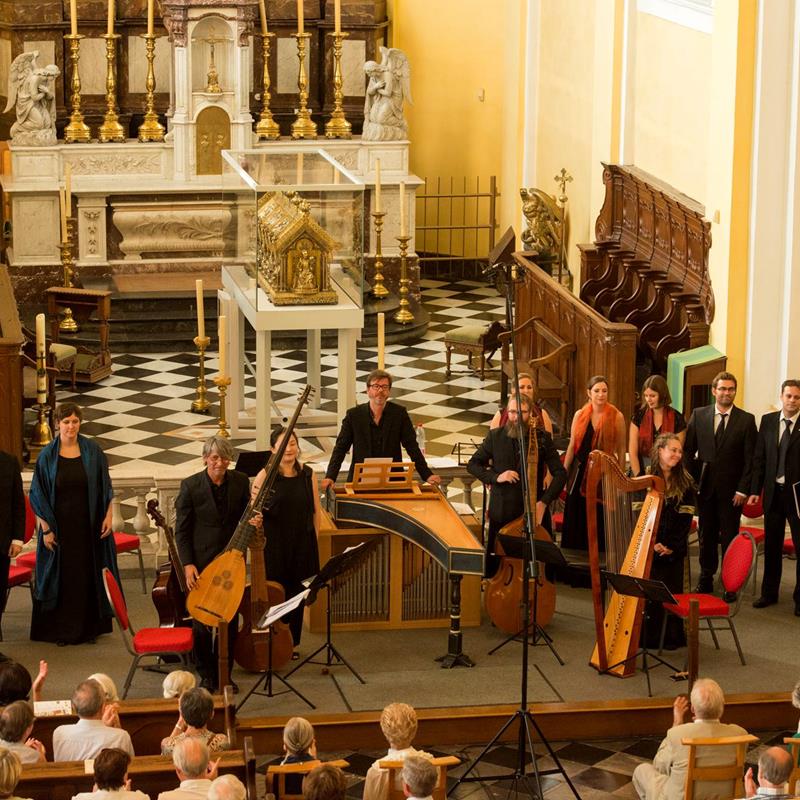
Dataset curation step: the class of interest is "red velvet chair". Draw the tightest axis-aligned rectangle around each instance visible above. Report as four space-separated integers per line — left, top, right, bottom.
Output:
113 532 147 594
102 567 193 698
738 493 764 595
659 530 756 665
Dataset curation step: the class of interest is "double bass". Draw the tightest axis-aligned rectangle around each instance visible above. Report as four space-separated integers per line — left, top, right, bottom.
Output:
484 416 557 634
147 499 191 628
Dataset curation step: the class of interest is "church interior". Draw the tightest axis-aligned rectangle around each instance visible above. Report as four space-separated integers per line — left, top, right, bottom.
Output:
1 0 800 798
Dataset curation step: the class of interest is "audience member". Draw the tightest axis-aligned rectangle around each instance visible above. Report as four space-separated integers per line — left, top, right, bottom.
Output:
363 703 431 800
208 775 246 800
0 660 46 706
71 747 149 800
53 680 134 761
303 764 347 800
163 671 196 700
401 755 438 800
157 738 219 800
87 674 119 703
161 688 228 756
632 678 748 800
741 747 795 800
0 701 44 764
0 747 26 800
273 717 317 797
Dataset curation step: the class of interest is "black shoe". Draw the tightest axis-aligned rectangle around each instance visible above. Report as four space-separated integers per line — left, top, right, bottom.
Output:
694 582 713 594
723 591 737 603
753 597 777 609
199 677 216 691
794 604 800 617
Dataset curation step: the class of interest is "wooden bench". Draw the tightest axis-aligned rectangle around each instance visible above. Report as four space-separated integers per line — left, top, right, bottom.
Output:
379 755 461 800
500 315 576 428
17 736 256 800
266 758 350 800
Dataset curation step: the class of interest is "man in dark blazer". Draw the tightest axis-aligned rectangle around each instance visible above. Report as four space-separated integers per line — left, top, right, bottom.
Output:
750 379 800 612
467 395 566 577
684 371 757 595
175 436 261 690
321 369 440 489
0 450 25 639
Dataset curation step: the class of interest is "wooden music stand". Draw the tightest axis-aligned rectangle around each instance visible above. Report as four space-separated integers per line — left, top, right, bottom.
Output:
346 461 420 494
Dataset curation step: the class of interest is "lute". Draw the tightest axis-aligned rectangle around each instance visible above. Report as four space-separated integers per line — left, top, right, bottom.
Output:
187 386 314 627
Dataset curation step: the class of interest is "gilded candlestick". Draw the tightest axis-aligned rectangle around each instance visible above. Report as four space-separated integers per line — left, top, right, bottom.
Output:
325 32 351 138
64 35 91 143
99 34 125 143
213 375 232 438
66 215 78 271
138 33 165 142
393 234 414 324
191 335 211 413
291 33 317 139
30 349 52 447
59 220 79 333
255 33 280 140
370 210 388 298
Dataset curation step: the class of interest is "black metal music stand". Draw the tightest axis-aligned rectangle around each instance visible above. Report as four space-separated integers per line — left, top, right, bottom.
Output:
283 539 380 685
487 534 568 665
600 571 679 697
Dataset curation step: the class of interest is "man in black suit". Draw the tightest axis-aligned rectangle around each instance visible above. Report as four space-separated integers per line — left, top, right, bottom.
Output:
0 451 25 639
175 436 262 690
750 379 800 612
321 369 440 490
467 395 566 577
684 371 757 596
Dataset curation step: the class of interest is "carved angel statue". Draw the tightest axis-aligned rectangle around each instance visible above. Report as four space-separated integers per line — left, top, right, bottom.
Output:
520 187 564 257
4 52 60 146
362 47 412 141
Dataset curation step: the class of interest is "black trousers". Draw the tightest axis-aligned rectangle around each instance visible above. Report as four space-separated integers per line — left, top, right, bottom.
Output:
759 483 800 603
697 491 743 586
192 618 237 687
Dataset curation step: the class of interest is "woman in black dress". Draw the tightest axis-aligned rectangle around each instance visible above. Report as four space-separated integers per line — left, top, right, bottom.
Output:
28 403 118 645
252 427 320 654
643 433 696 649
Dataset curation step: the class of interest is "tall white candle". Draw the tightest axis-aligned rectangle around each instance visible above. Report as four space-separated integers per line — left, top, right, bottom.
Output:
218 315 227 378
107 0 115 36
195 279 206 339
147 0 154 35
374 159 381 213
334 0 341 35
65 163 72 215
297 0 304 34
296 151 304 184
59 189 68 243
399 181 406 237
258 0 268 35
377 312 385 370
35 313 46 394
70 0 78 36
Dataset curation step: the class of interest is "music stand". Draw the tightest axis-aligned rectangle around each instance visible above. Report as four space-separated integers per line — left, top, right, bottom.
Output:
283 539 380 684
234 450 270 477
487 534 568 665
600 571 679 697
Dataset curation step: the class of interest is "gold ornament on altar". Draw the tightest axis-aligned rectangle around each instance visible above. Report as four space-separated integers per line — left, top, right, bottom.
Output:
256 193 338 305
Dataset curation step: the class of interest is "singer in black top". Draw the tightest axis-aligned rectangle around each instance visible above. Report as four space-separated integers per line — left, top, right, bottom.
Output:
467 395 567 578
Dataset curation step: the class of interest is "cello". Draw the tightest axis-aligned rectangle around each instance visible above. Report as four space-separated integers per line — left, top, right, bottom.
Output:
484 415 557 634
147 499 191 628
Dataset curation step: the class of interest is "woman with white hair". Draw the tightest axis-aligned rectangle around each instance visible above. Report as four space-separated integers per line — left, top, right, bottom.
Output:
162 670 196 700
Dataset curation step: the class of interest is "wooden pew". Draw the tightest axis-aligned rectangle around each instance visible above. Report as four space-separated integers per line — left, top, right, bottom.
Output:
18 737 256 800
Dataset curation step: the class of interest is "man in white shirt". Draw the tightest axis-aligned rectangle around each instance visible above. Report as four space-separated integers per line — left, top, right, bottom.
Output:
208 775 246 800
158 738 218 800
71 747 149 800
53 680 134 762
741 747 796 800
401 756 438 800
632 678 749 800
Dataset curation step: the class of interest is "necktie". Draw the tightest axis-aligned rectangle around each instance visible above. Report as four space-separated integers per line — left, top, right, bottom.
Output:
715 413 728 450
778 418 792 479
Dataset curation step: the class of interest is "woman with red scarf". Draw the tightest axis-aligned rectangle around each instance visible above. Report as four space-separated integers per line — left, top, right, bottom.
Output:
560 376 626 556
628 375 686 477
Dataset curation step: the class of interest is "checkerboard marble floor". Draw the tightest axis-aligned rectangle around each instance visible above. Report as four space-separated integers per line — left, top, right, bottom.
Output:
55 279 508 471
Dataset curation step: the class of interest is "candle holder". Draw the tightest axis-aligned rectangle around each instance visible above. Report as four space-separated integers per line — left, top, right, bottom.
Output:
191 335 211 414
58 230 79 334
370 210 389 298
255 33 280 140
64 35 91 143
99 34 125 143
213 375 232 438
325 32 351 139
291 33 317 139
138 33 165 142
393 234 414 325
30 403 53 448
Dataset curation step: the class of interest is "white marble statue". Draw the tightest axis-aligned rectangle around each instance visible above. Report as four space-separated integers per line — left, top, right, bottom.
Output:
362 47 412 141
4 52 60 146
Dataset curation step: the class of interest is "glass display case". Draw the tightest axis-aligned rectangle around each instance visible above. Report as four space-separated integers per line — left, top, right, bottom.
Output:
221 148 365 311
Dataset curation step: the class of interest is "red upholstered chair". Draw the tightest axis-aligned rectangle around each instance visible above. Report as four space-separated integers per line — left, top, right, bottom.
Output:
113 532 147 594
102 567 193 698
738 493 765 595
659 531 756 666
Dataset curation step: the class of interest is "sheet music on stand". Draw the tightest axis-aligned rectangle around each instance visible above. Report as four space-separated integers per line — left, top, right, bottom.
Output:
450 441 480 466
256 589 310 630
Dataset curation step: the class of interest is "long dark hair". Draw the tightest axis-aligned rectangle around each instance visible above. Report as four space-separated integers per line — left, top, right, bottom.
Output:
649 433 694 500
270 426 302 476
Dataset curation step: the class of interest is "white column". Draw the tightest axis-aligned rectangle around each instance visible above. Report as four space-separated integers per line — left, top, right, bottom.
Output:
337 328 357 422
307 329 321 409
256 328 271 448
172 46 191 181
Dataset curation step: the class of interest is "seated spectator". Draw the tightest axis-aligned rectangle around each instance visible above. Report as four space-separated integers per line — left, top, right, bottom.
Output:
0 660 46 706
161 688 228 757
0 701 44 764
158 738 219 800
53 680 134 762
401 756 437 800
87 674 119 704
742 747 795 800
632 678 748 800
71 747 149 800
208 775 246 800
275 717 316 797
0 747 26 800
163 671 196 700
303 764 347 800
363 703 432 800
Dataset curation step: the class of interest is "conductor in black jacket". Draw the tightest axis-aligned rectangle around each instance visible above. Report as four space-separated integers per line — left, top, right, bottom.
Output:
467 395 567 577
683 371 757 595
0 451 25 636
321 369 440 490
750 380 800 612
175 436 262 690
